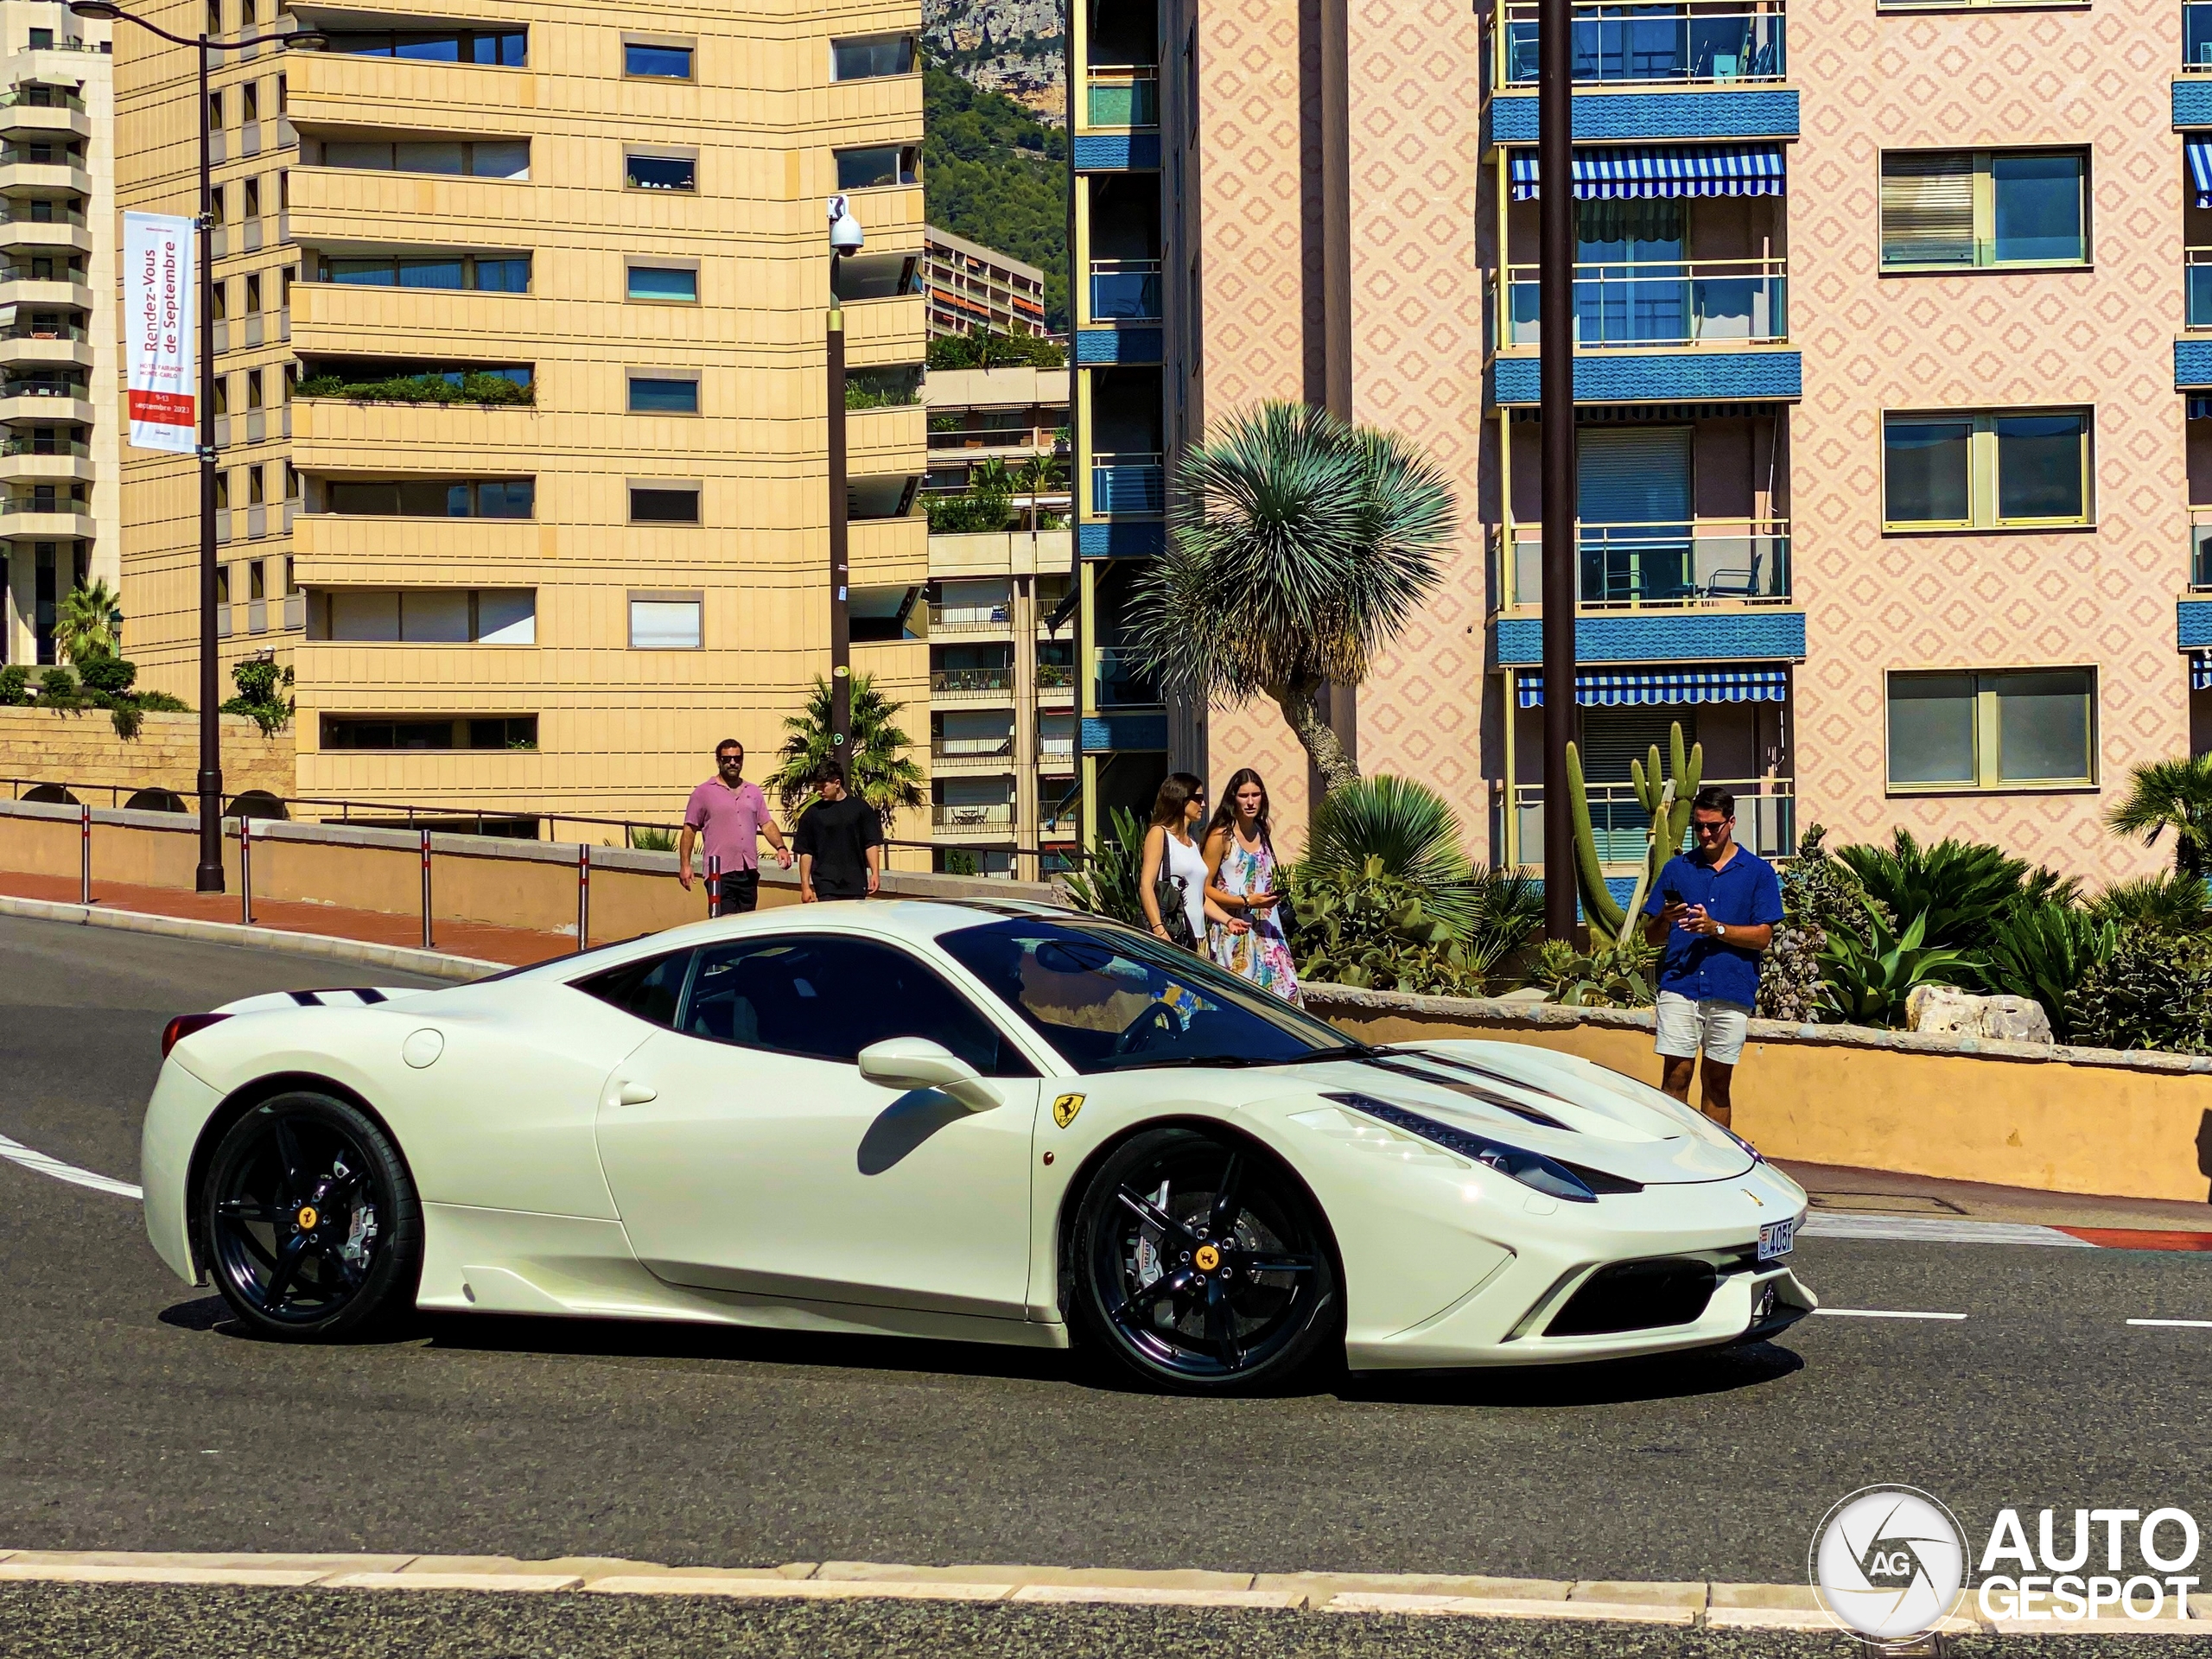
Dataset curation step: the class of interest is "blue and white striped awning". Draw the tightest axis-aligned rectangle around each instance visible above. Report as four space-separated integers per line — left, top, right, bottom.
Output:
2191 137 2212 209
1509 143 1787 201
1516 667 1790 708
2190 397 2212 422
2193 652 2212 692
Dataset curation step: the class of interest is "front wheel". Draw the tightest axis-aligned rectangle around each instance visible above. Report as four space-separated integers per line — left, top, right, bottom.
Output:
1070 1127 1340 1394
198 1091 423 1341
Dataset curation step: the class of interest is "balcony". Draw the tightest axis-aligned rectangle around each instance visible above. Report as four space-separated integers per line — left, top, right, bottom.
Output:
2190 0 2212 67
1086 68 1158 128
1091 452 1165 515
1096 645 1160 708
1497 258 1786 350
1090 259 1161 322
931 666 1015 699
931 736 1016 773
929 599 1011 632
0 496 92 537
2190 250 2212 329
1513 776 1795 865
2191 506 2212 588
933 801 1014 832
1497 1 1784 87
1502 520 1790 610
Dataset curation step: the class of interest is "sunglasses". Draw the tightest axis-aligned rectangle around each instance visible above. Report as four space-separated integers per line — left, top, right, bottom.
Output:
1692 818 1730 834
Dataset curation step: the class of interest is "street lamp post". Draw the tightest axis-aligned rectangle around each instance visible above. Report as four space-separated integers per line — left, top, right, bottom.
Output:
72 0 321 893
1536 0 1578 939
827 195 862 763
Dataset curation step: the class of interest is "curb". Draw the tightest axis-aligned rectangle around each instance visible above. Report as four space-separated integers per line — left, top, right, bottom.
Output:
0 897 505 982
0 1550 2198 1632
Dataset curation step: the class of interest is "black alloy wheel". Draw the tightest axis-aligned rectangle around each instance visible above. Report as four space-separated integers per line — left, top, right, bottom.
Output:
199 1092 423 1341
1071 1126 1340 1394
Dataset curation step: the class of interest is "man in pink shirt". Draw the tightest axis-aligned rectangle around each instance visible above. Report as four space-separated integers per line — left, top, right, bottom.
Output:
677 739 791 914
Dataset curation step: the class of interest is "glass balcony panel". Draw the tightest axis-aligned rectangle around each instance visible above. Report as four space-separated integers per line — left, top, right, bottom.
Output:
2192 508 2212 590
1500 261 1785 348
1095 645 1160 707
1091 453 1166 515
1086 73 1159 126
1501 4 1783 85
2190 251 2212 329
2191 0 2212 64
1507 520 1790 607
1090 260 1162 321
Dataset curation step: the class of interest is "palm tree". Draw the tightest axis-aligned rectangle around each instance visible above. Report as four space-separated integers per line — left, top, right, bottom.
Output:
767 672 926 830
54 578 122 664
2105 755 2212 877
1128 401 1455 797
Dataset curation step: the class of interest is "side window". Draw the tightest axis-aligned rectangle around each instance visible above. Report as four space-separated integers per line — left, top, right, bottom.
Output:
677 935 1032 1077
574 948 693 1028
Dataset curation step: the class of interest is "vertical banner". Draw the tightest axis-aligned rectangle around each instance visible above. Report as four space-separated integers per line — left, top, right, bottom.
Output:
124 210 196 454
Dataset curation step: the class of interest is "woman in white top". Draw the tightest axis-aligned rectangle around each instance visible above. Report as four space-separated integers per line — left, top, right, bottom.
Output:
1137 772 1217 950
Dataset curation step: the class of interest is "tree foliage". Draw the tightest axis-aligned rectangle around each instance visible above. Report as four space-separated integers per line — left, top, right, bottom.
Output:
766 673 925 830
55 578 122 664
2069 927 2212 1054
2104 754 2212 878
1061 806 1147 926
922 64 1068 330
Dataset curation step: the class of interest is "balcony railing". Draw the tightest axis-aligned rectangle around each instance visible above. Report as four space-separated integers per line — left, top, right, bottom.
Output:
0 435 85 456
2192 507 2212 590
928 424 1051 452
931 667 1014 693
931 736 1014 759
1497 1 1784 86
0 87 86 112
930 601 1011 628
1036 661 1075 689
1498 258 1787 349
1504 520 1790 608
0 145 79 168
1090 258 1161 321
933 801 1014 828
1086 68 1159 127
1096 646 1160 707
2190 249 2212 329
0 264 82 284
0 321 84 342
1514 777 1796 865
1091 452 1165 515
0 494 81 514
1 205 85 227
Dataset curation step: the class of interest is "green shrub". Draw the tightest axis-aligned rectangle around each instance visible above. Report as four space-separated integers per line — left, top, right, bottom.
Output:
1834 830 2030 951
295 370 531 406
77 655 136 698
1522 934 1657 1008
924 491 1017 534
133 690 188 713
1758 823 1888 1021
2088 874 2212 936
925 327 1066 371
0 664 27 706
219 659 293 735
1061 806 1147 927
2069 928 2212 1053
109 702 142 741
36 666 78 707
942 849 979 876
1980 901 2116 1042
1292 857 1490 996
629 825 676 853
1816 906 1977 1027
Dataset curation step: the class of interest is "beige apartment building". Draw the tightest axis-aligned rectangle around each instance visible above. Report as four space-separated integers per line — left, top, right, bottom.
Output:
0 3 116 671
923 223 1046 338
111 0 927 835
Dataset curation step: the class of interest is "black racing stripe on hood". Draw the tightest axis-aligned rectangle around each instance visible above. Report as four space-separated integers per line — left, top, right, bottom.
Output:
1356 1054 1570 1130
287 990 323 1007
352 988 388 1003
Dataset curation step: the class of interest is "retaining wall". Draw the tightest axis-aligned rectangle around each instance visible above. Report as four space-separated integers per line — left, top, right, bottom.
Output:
0 707 295 802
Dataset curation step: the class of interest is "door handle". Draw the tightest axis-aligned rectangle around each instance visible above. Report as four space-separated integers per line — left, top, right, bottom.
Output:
610 1080 658 1106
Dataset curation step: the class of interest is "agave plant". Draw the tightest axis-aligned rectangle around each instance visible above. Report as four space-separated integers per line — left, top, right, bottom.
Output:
1522 933 1657 1009
1980 901 2116 1042
1061 806 1148 927
1816 905 1978 1027
1833 830 2031 953
1291 857 1488 995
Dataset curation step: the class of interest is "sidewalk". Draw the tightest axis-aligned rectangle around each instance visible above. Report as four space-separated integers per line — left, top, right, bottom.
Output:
1779 1158 2212 1239
0 872 576 969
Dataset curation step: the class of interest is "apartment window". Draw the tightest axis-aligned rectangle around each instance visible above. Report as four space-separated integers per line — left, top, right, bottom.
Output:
279 168 289 208
211 280 228 321
244 177 260 217
324 478 536 518
242 82 258 123
1880 149 2088 270
625 152 696 192
318 251 530 292
1888 669 2095 791
284 556 296 594
245 272 261 311
324 29 526 65
321 138 530 180
277 75 286 114
626 264 697 302
629 594 703 649
624 41 694 79
628 374 699 414
207 90 222 130
629 483 701 523
321 714 538 749
248 557 265 597
246 369 263 409
210 182 226 226
248 466 265 505
831 35 916 79
215 563 231 603
29 27 52 48
240 0 254 23
834 145 918 190
212 376 229 416
215 473 232 510
310 588 535 644
1882 409 2092 530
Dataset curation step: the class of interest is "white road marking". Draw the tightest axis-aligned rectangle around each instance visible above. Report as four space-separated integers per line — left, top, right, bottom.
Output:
1801 1212 2091 1248
2127 1319 2212 1329
1812 1308 1967 1321
0 1130 142 1200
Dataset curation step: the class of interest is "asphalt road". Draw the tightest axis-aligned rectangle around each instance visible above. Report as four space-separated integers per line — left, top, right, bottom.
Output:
4 914 2211 1654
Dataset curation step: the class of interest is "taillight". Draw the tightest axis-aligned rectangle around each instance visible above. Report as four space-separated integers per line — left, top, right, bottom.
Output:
162 1012 230 1059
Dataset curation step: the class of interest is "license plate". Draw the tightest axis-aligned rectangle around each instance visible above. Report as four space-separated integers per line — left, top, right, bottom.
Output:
1758 1217 1796 1262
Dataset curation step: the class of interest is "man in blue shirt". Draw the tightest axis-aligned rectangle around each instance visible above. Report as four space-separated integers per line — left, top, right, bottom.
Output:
1641 785 1784 1129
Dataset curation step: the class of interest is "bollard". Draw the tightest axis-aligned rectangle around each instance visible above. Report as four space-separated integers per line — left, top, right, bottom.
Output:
576 842 591 948
78 802 90 906
238 819 253 925
706 854 720 917
420 828 434 950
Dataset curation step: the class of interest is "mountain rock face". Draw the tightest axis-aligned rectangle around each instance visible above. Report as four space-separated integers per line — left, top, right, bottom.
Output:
925 0 1066 124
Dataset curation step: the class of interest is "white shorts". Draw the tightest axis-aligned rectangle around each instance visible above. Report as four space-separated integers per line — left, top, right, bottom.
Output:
1654 990 1751 1065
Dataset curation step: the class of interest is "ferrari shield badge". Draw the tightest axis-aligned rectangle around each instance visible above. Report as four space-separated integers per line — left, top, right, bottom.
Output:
1052 1093 1085 1129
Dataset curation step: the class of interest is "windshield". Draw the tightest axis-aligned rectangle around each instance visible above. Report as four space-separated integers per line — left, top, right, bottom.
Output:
938 917 1354 1073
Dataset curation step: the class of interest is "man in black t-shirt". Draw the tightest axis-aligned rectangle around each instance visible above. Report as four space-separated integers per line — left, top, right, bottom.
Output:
792 761 883 901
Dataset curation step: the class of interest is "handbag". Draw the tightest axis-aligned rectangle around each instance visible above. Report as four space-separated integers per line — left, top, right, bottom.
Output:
1153 871 1198 950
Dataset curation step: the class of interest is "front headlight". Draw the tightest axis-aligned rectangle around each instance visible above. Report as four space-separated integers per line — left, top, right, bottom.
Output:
1327 1092 1599 1204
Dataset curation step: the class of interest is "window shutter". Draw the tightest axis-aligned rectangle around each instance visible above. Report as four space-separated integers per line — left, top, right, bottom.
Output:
1881 152 1974 267
1576 424 1693 525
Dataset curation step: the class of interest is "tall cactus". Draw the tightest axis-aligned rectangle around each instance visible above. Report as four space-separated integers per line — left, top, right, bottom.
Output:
1563 720 1704 946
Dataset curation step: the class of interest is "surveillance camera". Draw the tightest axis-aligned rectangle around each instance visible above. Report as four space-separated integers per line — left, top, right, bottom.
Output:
830 214 864 255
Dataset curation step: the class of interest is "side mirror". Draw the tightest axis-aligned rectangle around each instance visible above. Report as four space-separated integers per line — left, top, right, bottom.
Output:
857 1036 1000 1113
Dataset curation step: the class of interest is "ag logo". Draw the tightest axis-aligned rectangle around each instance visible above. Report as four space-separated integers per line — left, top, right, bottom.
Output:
1810 1485 1969 1643
1052 1093 1084 1129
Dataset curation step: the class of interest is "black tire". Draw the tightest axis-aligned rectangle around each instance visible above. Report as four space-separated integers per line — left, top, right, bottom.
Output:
1069 1126 1340 1394
198 1091 423 1341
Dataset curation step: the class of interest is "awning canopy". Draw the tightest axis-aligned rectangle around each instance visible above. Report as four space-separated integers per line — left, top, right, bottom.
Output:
2191 137 2212 209
1516 667 1789 708
2190 396 2212 422
1509 143 1786 201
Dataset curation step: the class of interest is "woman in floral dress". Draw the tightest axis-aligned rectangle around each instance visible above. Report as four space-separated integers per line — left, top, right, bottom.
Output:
1201 767 1303 1006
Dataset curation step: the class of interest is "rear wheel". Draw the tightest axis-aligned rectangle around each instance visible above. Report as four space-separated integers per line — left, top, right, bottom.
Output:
198 1092 422 1341
1070 1126 1339 1394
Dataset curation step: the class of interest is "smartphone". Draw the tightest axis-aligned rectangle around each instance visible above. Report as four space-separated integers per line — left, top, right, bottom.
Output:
1662 887 1684 907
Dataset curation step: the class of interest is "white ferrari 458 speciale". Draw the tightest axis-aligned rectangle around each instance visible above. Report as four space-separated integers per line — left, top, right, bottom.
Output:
143 899 1816 1391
